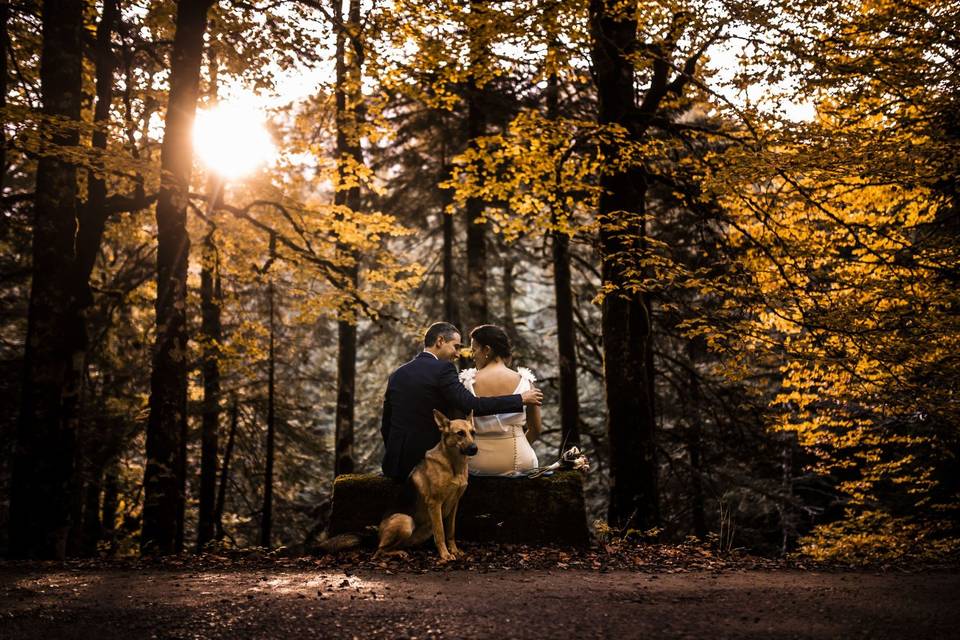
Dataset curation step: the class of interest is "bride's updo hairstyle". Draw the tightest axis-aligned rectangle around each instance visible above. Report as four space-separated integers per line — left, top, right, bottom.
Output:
469 324 512 361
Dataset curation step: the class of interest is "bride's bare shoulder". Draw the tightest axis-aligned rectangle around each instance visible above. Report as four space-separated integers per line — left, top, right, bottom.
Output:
476 365 519 379
473 365 522 394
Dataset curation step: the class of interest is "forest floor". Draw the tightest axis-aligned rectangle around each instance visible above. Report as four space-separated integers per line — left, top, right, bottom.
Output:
1 544 958 639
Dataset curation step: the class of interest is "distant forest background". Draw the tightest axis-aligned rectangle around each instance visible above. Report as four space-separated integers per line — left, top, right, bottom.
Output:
0 0 957 561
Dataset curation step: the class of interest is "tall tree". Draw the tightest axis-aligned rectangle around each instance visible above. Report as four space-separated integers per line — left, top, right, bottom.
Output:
69 0 121 559
260 234 277 548
8 0 84 560
589 0 659 530
332 0 364 477
214 396 238 541
76 0 120 287
464 0 490 329
142 0 215 555
440 119 461 329
196 54 223 552
545 17 580 452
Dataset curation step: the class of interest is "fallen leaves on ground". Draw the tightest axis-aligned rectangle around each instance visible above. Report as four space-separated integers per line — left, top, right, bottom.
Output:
8 539 953 575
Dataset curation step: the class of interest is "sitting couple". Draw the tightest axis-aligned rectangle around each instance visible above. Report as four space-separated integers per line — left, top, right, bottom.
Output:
380 322 543 480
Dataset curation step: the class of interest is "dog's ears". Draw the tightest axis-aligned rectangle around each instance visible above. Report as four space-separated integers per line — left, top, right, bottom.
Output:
433 409 451 431
467 411 475 426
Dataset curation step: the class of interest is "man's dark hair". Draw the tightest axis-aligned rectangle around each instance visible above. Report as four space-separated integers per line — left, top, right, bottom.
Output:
424 322 460 348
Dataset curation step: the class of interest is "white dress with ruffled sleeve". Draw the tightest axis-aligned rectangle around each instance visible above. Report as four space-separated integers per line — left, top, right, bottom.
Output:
459 367 539 476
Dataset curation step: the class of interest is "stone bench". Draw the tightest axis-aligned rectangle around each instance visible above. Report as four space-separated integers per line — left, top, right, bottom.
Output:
328 471 590 546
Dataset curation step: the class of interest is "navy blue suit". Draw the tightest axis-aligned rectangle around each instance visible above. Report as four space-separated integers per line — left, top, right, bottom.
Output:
380 352 523 479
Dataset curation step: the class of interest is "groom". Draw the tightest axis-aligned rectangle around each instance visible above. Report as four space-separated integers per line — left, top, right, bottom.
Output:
380 322 542 480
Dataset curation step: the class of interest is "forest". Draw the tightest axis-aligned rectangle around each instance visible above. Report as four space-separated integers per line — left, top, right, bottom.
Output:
0 0 957 566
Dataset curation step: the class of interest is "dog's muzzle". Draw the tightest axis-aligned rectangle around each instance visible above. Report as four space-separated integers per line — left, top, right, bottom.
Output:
463 443 479 456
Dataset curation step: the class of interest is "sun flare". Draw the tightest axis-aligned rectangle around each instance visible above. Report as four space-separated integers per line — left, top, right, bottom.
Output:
193 103 276 179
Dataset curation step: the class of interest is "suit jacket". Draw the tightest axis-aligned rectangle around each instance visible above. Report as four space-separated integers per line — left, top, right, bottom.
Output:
380 351 523 479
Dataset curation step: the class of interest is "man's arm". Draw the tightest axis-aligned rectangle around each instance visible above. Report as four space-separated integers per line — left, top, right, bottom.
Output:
437 362 524 416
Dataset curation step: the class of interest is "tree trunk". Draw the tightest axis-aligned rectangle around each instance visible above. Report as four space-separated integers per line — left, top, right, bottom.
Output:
142 0 214 556
73 0 121 561
684 344 706 539
66 472 85 557
81 469 103 556
589 0 659 530
552 227 580 452
261 236 277 548
780 432 796 554
214 396 238 541
197 179 224 551
333 0 364 477
546 41 580 453
101 464 119 555
8 0 84 560
76 0 120 289
500 243 516 335
440 127 460 328
196 51 223 552
464 0 489 329
442 197 459 326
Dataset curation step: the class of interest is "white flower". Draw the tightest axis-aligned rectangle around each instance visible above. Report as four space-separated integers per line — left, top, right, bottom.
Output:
517 367 537 384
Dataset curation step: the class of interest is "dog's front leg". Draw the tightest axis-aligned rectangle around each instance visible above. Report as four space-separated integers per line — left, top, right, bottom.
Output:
444 499 463 559
428 501 454 562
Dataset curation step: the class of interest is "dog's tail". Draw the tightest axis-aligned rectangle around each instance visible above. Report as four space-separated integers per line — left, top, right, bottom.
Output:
313 533 363 554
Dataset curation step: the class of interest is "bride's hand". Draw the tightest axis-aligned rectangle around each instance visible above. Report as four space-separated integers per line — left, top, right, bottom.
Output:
521 388 543 406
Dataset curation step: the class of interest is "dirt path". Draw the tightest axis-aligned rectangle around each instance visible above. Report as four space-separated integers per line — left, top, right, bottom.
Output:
1 564 957 639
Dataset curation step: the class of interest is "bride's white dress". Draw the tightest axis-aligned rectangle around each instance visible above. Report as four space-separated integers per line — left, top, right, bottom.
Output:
459 367 539 476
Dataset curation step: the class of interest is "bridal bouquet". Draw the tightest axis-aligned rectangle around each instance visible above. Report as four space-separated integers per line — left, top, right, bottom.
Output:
528 446 590 478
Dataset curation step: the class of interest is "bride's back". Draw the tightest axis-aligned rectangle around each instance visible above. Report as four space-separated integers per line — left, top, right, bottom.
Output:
472 365 522 397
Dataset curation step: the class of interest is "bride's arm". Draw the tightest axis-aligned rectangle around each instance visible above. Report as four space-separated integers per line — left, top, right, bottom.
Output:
517 367 542 443
525 397 541 444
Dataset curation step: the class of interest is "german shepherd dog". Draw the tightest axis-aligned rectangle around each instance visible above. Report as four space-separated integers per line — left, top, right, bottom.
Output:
374 410 477 562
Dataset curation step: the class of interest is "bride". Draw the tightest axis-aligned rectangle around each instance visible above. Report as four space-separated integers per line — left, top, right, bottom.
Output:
459 324 541 475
